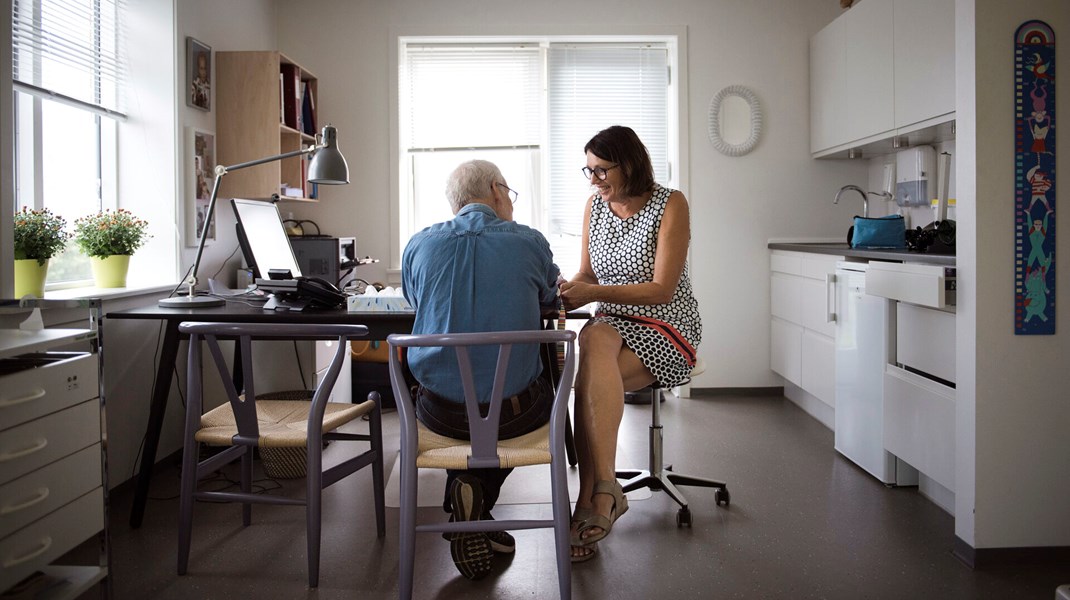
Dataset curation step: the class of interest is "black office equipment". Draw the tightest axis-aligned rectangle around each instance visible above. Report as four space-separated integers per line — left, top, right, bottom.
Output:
289 236 356 288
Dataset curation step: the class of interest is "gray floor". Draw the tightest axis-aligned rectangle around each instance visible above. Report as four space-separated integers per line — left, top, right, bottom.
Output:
94 394 1067 599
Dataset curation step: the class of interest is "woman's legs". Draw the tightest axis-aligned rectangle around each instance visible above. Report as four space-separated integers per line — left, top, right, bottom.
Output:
570 322 655 556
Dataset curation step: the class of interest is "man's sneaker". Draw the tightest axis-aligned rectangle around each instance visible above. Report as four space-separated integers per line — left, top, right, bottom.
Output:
442 512 516 554
448 475 493 580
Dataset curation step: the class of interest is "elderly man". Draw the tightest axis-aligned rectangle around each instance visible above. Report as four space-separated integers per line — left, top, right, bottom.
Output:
401 159 561 580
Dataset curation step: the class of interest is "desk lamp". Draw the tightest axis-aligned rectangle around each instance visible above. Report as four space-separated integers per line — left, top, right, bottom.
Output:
159 125 350 307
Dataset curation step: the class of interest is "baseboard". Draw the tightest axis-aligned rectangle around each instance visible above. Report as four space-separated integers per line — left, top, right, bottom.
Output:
690 386 784 397
953 537 1070 568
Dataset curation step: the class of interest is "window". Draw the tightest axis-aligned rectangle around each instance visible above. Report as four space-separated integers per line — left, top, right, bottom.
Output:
398 36 676 278
12 0 126 288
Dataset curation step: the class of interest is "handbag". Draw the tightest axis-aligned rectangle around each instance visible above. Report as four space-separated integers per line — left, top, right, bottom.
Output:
848 214 907 249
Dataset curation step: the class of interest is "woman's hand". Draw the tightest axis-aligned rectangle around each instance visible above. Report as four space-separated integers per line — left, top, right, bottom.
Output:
559 280 596 310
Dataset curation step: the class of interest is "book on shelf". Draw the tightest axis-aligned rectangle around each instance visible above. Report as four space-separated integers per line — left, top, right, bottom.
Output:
279 73 285 124
301 81 316 136
280 63 301 130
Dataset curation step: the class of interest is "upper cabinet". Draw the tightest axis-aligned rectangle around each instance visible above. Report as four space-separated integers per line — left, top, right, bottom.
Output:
810 0 955 157
216 51 321 201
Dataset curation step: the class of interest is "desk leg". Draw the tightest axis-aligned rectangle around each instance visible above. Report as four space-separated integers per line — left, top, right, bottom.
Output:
130 321 180 528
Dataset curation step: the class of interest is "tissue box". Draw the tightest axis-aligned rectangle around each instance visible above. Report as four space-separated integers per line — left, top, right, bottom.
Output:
347 295 413 312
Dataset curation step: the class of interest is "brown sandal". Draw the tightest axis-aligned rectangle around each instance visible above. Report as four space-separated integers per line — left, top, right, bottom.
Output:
570 540 599 563
571 480 628 546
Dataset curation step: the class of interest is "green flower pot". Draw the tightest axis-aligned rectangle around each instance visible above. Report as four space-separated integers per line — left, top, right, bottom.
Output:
90 254 131 288
13 258 48 298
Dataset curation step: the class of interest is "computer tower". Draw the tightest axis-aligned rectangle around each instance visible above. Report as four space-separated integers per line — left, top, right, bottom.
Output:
288 236 356 288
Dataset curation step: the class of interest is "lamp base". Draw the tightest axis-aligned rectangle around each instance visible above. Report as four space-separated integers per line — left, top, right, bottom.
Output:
158 294 225 308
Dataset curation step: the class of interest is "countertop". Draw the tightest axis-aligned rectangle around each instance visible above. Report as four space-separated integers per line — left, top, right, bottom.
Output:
768 241 956 267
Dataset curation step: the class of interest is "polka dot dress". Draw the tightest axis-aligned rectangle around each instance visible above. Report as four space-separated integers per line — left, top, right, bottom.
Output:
587 183 702 387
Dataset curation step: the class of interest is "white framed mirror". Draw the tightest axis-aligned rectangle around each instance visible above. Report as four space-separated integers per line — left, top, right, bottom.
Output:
708 85 762 156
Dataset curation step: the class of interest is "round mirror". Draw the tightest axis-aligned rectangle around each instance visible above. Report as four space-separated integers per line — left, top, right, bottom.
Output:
708 85 762 156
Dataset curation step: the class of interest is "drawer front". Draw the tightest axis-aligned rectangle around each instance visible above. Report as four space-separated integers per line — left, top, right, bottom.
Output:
770 273 800 323
883 365 955 491
896 302 955 384
0 445 101 539
770 318 802 386
0 488 103 592
0 401 100 486
800 276 836 337
801 329 835 407
0 353 97 432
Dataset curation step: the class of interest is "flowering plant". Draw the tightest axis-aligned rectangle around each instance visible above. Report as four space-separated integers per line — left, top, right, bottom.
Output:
73 209 151 258
13 207 71 265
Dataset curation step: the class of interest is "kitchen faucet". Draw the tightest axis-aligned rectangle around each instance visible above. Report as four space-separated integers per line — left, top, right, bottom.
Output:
834 184 870 218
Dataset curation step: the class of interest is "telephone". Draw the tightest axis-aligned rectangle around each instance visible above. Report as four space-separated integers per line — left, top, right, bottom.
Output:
256 275 346 311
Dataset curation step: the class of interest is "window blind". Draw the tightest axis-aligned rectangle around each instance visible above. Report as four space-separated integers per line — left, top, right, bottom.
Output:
12 0 127 117
546 44 669 238
404 44 541 150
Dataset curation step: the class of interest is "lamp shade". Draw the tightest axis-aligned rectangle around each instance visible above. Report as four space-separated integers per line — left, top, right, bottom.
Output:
308 125 349 184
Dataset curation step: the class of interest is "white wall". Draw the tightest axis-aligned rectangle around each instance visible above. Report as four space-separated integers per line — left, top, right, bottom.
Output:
273 0 868 388
958 0 1070 550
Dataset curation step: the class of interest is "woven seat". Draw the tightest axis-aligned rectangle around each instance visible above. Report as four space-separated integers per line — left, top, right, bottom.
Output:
176 322 386 588
388 329 576 600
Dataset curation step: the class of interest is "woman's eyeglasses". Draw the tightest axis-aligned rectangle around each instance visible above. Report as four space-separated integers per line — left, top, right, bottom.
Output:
495 182 519 204
581 164 619 181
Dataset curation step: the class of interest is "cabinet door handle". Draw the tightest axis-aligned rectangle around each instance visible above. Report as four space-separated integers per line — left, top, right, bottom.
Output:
0 438 49 462
2 536 52 568
0 388 47 408
1 487 50 515
826 273 837 323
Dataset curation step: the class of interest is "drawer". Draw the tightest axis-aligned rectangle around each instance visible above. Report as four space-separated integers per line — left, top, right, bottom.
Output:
866 262 956 308
801 329 835 407
0 488 103 592
883 365 955 491
0 401 100 486
770 318 802 386
0 353 97 432
0 445 101 539
896 302 956 384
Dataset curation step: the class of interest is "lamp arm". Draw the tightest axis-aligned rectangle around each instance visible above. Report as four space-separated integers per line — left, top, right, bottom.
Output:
183 141 322 295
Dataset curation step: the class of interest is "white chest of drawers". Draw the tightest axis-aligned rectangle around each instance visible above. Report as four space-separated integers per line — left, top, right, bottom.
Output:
0 300 108 598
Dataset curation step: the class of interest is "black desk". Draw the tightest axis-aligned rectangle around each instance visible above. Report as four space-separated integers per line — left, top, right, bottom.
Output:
106 302 417 528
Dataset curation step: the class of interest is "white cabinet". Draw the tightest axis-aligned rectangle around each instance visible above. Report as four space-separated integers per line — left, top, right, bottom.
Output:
769 251 842 408
0 301 108 598
894 0 956 129
809 0 955 156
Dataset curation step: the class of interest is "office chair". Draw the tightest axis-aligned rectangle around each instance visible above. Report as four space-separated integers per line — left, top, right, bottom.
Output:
176 322 386 588
615 358 729 527
388 329 576 600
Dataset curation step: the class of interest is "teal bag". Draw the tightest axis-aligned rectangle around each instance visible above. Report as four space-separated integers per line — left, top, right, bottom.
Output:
849 214 906 249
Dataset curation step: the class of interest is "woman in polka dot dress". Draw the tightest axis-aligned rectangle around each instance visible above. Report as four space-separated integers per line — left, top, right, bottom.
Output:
559 125 701 562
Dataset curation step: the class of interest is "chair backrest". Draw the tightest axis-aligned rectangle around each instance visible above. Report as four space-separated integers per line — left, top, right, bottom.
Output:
179 322 368 445
387 329 576 469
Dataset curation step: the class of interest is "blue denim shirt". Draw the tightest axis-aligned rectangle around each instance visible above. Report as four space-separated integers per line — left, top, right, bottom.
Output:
402 203 560 404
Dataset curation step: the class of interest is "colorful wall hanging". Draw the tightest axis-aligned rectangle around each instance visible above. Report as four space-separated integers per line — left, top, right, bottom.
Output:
1014 20 1056 335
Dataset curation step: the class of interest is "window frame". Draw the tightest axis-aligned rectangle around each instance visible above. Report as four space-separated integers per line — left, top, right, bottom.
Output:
388 26 689 277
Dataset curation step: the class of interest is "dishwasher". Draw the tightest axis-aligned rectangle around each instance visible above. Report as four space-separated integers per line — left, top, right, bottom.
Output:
833 261 918 485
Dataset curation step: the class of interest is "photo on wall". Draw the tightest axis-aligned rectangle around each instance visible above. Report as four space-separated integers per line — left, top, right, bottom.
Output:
185 127 216 246
186 37 211 111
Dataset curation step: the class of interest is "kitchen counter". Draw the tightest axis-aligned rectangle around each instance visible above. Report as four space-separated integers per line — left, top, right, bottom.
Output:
768 242 956 267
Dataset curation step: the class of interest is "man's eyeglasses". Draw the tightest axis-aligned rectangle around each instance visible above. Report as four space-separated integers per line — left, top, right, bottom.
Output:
581 164 619 181
496 182 518 204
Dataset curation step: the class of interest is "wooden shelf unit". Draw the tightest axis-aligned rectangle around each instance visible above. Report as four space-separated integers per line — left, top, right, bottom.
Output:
216 51 319 202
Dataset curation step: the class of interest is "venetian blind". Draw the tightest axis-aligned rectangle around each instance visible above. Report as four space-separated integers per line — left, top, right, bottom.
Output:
12 0 127 117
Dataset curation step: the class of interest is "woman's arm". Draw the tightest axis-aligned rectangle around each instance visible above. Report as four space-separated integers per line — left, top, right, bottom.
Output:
560 191 692 308
571 196 598 285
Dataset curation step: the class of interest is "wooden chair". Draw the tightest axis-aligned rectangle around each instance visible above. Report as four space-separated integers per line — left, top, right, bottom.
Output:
176 322 385 588
387 329 576 600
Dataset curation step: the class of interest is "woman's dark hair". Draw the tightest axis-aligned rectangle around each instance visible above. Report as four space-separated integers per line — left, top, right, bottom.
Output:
583 125 655 198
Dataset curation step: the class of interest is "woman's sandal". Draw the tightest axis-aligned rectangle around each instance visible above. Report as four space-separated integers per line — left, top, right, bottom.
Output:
571 480 629 546
570 541 599 563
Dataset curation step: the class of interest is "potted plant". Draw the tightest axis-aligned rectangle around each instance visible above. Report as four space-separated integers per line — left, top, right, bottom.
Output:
73 209 150 288
13 207 70 297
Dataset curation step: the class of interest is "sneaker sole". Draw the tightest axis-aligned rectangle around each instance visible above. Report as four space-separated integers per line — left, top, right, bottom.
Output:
450 480 493 580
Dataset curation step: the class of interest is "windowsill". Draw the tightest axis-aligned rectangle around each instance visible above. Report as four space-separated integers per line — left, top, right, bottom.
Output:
43 282 175 302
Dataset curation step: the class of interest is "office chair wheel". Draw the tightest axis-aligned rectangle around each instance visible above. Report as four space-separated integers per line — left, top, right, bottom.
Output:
676 507 692 527
715 488 730 507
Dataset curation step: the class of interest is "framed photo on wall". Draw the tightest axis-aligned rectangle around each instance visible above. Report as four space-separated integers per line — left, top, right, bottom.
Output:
186 37 211 111
186 127 216 245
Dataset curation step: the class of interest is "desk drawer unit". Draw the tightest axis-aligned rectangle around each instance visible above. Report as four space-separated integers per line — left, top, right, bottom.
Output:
0 488 104 592
0 352 96 431
0 400 100 486
0 445 101 539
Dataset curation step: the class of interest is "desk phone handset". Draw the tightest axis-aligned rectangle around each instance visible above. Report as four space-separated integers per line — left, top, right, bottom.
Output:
260 270 346 311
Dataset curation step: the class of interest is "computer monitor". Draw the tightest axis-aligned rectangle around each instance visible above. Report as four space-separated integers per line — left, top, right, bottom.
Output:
231 198 302 279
